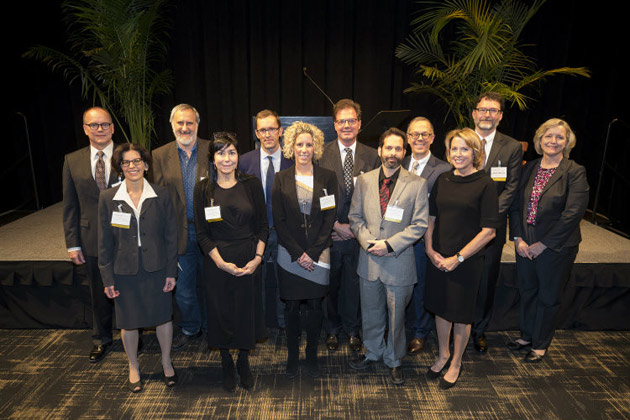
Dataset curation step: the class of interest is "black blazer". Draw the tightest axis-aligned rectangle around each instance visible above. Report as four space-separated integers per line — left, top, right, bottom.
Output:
238 148 294 180
316 141 379 224
152 139 211 255
97 182 178 287
62 145 120 257
272 165 338 262
509 157 589 252
485 131 523 216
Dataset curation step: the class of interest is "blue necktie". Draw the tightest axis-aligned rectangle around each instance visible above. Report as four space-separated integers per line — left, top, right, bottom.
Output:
266 155 274 228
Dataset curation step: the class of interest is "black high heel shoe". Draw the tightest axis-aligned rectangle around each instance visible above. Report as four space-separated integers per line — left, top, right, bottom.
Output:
439 362 463 389
426 356 452 379
128 376 143 393
164 368 178 387
507 340 531 351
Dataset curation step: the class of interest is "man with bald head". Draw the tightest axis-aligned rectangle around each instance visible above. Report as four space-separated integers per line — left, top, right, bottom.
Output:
63 106 119 362
401 117 451 354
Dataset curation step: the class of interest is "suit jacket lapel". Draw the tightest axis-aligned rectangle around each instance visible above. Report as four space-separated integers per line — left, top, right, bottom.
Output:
540 158 569 199
167 142 186 206
486 133 503 168
195 139 209 182
389 169 409 207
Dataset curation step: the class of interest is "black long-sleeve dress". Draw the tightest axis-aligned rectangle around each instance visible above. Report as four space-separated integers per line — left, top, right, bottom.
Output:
193 176 268 349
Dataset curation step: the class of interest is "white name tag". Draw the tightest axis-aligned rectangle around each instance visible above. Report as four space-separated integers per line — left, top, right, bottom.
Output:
320 194 335 210
205 206 222 222
490 166 507 182
384 205 404 223
111 211 131 229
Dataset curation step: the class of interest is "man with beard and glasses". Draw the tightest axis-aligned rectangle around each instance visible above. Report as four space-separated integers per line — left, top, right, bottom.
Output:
152 104 210 350
470 92 522 353
347 127 428 385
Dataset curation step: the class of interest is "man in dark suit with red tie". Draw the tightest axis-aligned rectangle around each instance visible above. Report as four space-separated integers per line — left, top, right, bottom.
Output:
317 99 380 352
62 107 118 362
471 92 523 353
239 109 293 328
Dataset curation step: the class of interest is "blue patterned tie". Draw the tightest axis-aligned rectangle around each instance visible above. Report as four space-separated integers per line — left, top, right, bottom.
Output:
266 156 274 228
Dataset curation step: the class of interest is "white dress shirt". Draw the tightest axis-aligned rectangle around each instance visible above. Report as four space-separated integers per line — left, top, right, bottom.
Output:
112 180 157 246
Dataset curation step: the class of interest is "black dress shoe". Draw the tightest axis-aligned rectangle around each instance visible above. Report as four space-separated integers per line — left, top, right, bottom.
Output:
172 330 202 351
325 334 339 352
408 337 427 354
507 341 531 351
128 378 143 393
164 365 177 387
349 335 362 352
89 343 111 363
426 356 452 379
439 362 463 390
390 367 404 385
349 355 374 371
525 350 545 363
473 335 488 353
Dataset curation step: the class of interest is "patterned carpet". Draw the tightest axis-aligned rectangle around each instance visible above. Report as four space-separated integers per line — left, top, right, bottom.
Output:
0 328 629 419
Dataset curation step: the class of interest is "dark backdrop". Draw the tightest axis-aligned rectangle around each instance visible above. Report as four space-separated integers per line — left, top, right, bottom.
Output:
4 0 628 232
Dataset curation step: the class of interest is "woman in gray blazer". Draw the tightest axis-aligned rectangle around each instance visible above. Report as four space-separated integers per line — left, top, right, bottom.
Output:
508 119 589 363
98 144 178 393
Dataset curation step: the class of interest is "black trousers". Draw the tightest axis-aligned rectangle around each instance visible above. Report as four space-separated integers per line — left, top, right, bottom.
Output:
516 244 578 350
84 256 114 344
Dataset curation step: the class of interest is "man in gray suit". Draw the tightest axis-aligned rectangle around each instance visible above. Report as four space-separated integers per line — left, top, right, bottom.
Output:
471 92 522 353
318 99 380 352
402 117 452 354
62 107 118 362
152 104 210 350
348 127 429 385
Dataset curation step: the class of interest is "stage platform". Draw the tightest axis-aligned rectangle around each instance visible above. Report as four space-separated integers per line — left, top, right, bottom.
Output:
1 203 629 330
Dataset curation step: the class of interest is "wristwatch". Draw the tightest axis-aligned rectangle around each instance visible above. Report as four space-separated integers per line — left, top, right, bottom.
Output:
456 252 464 263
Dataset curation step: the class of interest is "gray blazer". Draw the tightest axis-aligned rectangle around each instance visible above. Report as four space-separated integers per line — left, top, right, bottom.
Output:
348 167 429 286
97 182 178 287
402 154 451 193
152 139 210 254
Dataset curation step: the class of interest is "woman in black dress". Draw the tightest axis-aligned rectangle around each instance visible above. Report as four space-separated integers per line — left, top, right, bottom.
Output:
272 122 337 378
98 143 178 392
508 119 589 362
193 132 268 392
424 128 499 389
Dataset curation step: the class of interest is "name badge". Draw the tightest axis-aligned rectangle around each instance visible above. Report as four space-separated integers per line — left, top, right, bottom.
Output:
205 206 222 222
319 188 335 210
490 166 507 181
384 202 404 223
111 211 131 229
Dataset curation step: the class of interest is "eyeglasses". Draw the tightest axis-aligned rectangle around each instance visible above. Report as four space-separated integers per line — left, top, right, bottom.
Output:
474 108 501 116
121 158 144 168
256 127 280 135
407 131 434 141
84 122 113 130
334 118 359 127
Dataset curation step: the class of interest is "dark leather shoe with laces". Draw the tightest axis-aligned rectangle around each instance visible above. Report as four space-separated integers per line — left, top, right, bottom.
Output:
89 343 111 363
408 337 427 354
349 355 374 371
325 334 339 351
172 330 202 351
390 367 404 385
507 340 531 351
473 335 488 353
349 335 362 352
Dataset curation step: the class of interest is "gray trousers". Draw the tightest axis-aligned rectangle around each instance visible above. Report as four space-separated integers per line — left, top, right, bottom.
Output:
360 277 413 368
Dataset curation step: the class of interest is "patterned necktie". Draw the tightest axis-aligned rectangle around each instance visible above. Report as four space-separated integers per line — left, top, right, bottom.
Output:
380 178 392 216
95 151 107 190
412 161 420 175
265 155 274 227
343 148 353 196
481 138 487 168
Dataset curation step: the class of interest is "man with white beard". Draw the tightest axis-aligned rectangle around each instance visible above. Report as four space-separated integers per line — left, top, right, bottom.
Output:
152 104 210 350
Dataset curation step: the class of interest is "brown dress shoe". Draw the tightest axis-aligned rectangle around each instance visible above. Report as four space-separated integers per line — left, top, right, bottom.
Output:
348 335 362 352
325 334 339 351
407 337 427 354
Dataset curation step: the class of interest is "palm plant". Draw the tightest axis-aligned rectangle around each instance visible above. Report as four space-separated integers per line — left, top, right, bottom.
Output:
395 0 590 127
24 0 173 149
